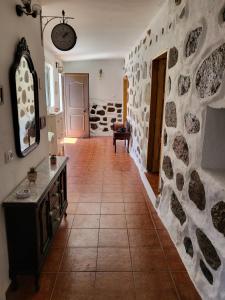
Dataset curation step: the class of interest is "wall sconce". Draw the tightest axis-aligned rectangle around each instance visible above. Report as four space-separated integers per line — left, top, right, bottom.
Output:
16 0 41 18
99 69 103 79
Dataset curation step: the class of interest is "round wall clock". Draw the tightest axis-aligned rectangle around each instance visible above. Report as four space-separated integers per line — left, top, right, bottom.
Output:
51 23 77 51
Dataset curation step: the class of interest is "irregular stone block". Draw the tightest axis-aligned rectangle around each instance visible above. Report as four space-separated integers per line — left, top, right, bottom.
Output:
172 135 189 165
171 192 186 225
100 122 107 126
188 171 206 210
176 173 184 191
103 128 109 132
117 109 122 113
175 0 181 5
162 156 174 179
168 47 178 69
92 105 97 109
211 201 225 236
90 117 100 122
168 76 171 95
90 109 95 114
108 107 115 113
178 75 191 96
196 229 221 270
200 259 213 285
142 62 147 79
108 102 114 106
164 129 167 146
144 83 151 105
165 102 177 127
184 237 194 257
111 118 116 123
184 113 200 134
97 110 105 116
185 27 202 57
103 117 107 121
91 123 98 130
115 104 122 108
103 106 106 110
196 43 225 98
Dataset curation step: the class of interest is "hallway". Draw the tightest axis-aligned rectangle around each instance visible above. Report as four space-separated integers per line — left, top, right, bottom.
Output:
7 137 200 300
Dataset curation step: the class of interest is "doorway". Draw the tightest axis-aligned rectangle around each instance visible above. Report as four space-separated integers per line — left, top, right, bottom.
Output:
64 73 89 138
146 52 167 194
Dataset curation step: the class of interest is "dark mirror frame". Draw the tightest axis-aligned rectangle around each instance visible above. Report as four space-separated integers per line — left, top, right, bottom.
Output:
10 37 40 158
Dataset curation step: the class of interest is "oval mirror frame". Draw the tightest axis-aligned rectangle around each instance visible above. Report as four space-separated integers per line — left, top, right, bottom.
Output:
10 37 40 157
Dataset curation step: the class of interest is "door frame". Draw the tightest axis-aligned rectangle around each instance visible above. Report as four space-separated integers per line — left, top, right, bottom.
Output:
147 52 167 173
64 73 90 138
123 76 129 125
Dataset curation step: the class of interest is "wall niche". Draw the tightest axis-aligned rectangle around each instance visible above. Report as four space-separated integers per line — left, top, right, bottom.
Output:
202 106 225 170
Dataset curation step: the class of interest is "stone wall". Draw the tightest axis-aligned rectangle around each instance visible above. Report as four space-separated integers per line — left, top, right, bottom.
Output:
125 0 225 299
89 99 123 136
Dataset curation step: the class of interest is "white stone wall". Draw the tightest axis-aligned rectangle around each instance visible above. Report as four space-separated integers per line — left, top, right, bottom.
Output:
125 1 225 299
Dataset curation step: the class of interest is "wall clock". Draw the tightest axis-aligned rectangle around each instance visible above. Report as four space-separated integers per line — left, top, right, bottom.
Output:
51 23 77 51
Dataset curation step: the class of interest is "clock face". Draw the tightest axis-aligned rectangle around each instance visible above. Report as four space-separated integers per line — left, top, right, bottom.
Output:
51 23 77 51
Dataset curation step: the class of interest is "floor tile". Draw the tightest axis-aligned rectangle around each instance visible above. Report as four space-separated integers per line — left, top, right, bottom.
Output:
78 193 102 203
101 193 124 202
103 185 123 193
172 272 201 300
100 215 127 228
42 247 64 273
101 203 125 214
123 193 145 202
51 272 95 300
125 203 147 214
59 215 74 229
75 203 101 214
128 229 161 248
68 229 99 247
51 228 71 248
130 248 167 271
97 248 132 271
72 215 100 228
60 248 97 271
99 229 129 247
126 215 154 229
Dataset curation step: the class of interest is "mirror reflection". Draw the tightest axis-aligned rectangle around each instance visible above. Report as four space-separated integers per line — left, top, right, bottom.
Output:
15 56 36 152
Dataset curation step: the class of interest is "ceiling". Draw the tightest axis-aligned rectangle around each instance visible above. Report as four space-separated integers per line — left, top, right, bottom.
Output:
41 0 164 61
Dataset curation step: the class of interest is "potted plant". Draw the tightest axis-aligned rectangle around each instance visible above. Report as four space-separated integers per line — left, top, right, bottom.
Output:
27 167 37 183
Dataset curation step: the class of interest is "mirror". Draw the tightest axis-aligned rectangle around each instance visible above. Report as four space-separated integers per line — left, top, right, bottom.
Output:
10 38 40 157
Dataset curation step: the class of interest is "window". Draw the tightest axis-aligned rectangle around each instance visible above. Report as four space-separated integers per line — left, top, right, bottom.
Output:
45 63 54 109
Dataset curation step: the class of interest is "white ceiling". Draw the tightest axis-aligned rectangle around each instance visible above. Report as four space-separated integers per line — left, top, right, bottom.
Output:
41 0 164 61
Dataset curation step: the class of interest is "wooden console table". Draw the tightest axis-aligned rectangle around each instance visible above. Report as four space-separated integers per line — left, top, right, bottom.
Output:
3 156 68 291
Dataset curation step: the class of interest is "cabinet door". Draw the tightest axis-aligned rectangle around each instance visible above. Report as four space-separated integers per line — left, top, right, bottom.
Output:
60 168 67 212
39 198 51 254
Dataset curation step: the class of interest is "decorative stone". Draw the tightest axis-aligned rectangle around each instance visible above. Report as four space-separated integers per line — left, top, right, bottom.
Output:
175 0 181 5
184 113 200 134
103 128 109 132
164 129 167 146
223 7 225 22
165 102 177 128
168 47 178 69
171 192 186 225
108 107 115 113
196 229 221 270
180 7 186 19
91 123 98 130
92 105 97 109
172 135 189 165
117 109 122 113
211 201 225 236
103 106 106 110
188 171 206 210
196 43 225 98
176 173 184 191
97 110 105 116
90 117 100 122
145 112 150 122
142 62 147 79
162 156 174 179
100 122 107 126
168 76 171 95
90 109 95 114
111 118 116 123
115 103 122 108
185 27 202 58
108 102 114 106
184 237 194 257
178 75 191 96
200 259 213 285
144 83 151 105
103 117 107 121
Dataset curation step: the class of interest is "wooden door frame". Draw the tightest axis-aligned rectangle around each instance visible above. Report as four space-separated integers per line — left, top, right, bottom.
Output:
64 73 90 138
147 52 167 172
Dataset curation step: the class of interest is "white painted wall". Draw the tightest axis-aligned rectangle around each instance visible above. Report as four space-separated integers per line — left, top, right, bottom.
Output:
63 59 124 104
0 1 48 298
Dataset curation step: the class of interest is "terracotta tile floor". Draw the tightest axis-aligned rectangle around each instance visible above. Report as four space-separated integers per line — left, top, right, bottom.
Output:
7 137 201 300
